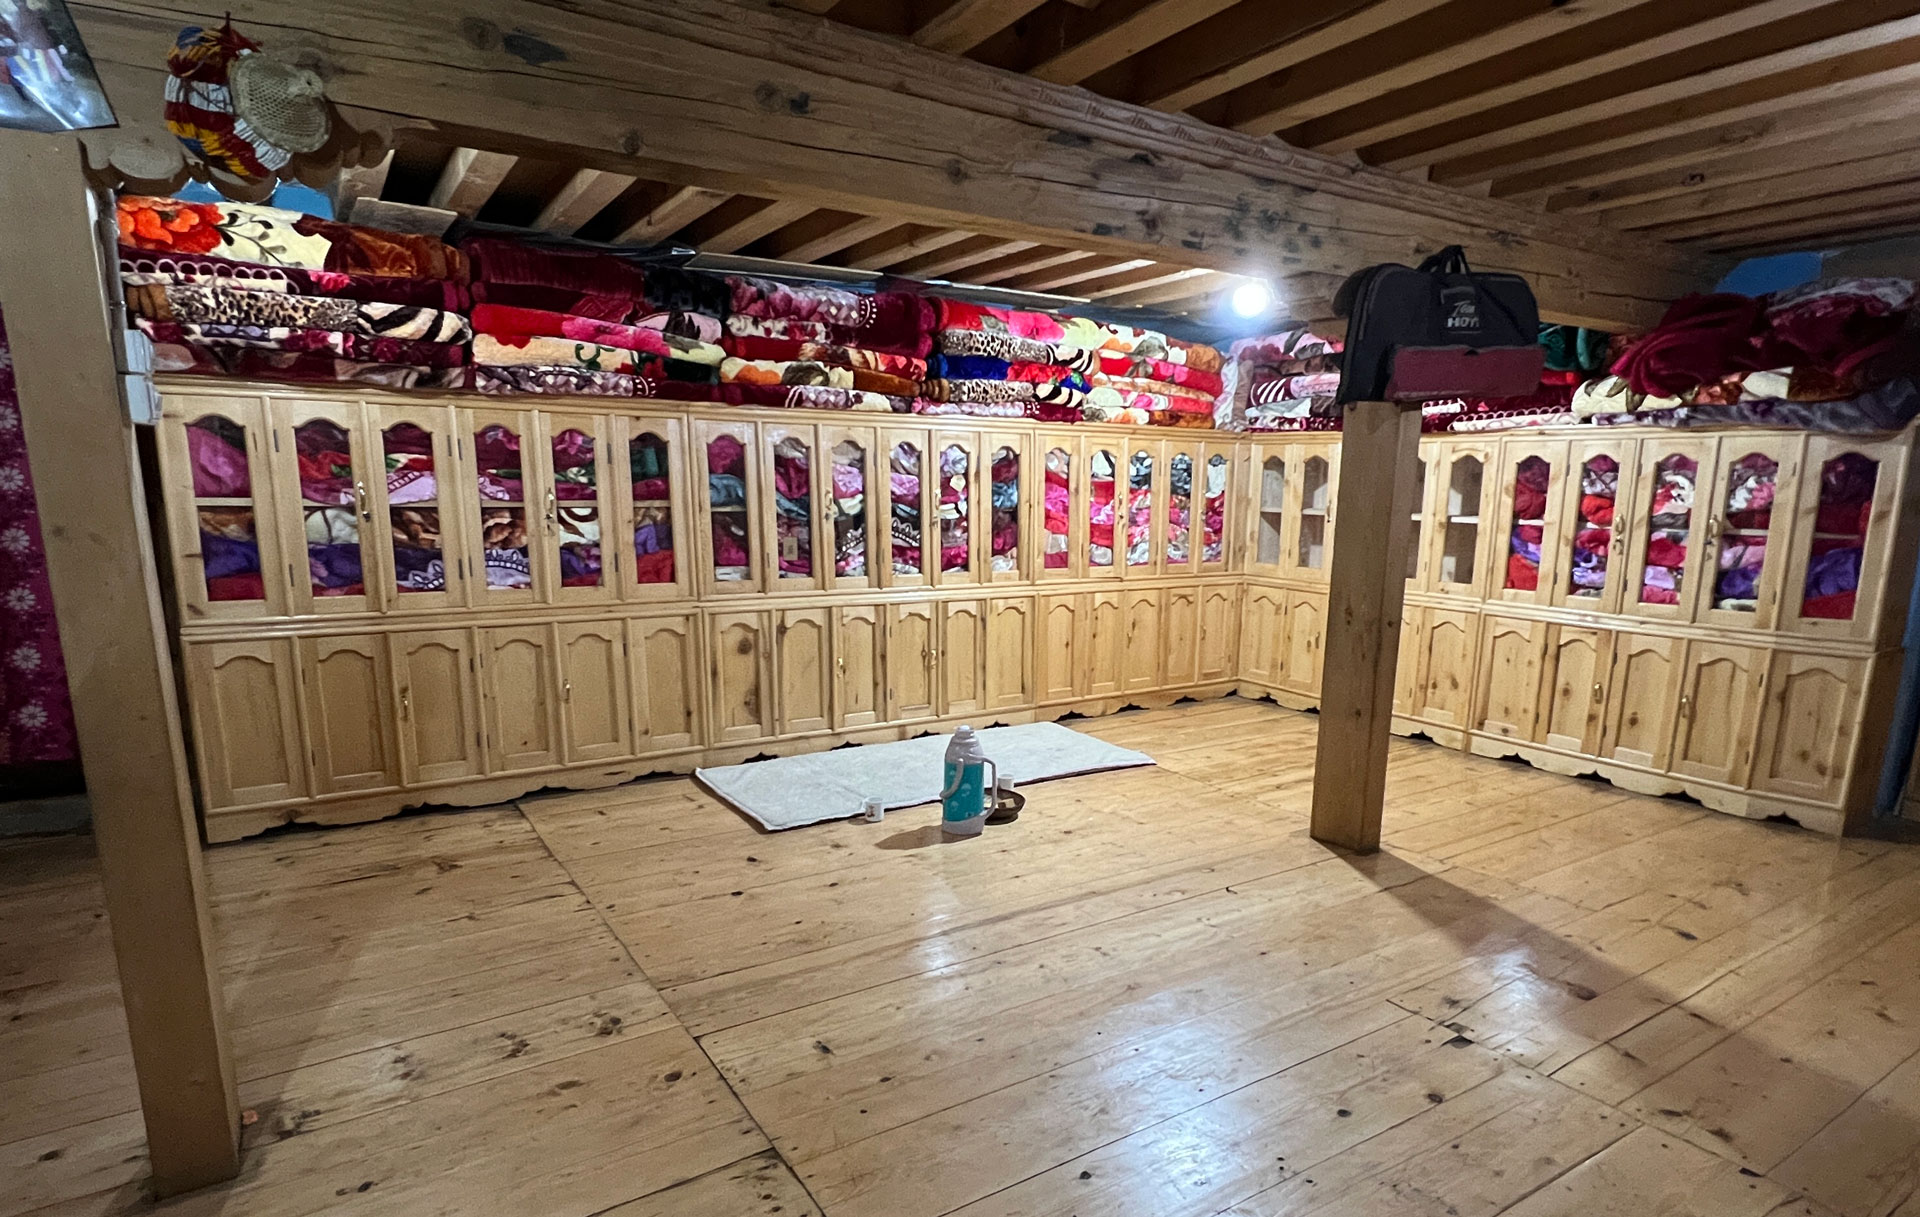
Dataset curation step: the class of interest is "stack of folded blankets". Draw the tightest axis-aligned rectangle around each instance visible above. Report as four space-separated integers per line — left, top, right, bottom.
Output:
1082 322 1223 428
1217 329 1344 431
118 194 472 390
465 237 728 399
920 299 1099 421
721 276 934 413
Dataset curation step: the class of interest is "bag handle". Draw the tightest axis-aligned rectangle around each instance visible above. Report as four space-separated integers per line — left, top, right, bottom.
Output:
1416 245 1470 276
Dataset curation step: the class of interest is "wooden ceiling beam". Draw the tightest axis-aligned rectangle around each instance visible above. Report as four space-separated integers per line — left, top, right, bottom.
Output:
1721 216 1920 257
1120 0 1451 114
894 236 1039 279
1004 255 1156 293
426 146 518 216
1080 264 1216 300
614 184 733 245
532 167 637 236
1099 269 1234 308
1022 0 1240 85
1599 140 1920 231
944 246 1087 284
757 210 897 262
1298 0 1834 156
66 0 1710 328
913 0 1049 55
1654 177 1920 243
687 197 816 254
1416 9 1920 183
1212 0 1656 137
1486 82 1920 201
831 225 976 269
1695 199 1920 251
328 149 391 223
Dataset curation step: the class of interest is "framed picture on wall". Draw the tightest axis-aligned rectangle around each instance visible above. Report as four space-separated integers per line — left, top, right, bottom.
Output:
0 0 116 133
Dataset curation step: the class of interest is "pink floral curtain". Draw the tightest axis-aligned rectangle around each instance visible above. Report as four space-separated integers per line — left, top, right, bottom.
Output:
0 307 79 764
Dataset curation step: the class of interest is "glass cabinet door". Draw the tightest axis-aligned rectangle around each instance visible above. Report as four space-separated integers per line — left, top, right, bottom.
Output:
1255 450 1288 569
1404 448 1431 588
988 437 1023 582
821 425 877 591
620 417 687 601
1088 444 1120 577
1041 441 1076 578
371 404 462 611
1783 434 1904 639
468 411 538 604
162 395 287 619
766 424 821 589
1127 447 1156 571
885 431 929 587
1295 449 1331 576
1434 445 1490 596
1166 446 1195 574
282 401 377 614
1201 451 1229 569
698 420 760 595
1623 438 1715 622
1494 440 1567 604
1699 436 1801 629
1553 439 1636 614
542 413 616 604
935 436 979 585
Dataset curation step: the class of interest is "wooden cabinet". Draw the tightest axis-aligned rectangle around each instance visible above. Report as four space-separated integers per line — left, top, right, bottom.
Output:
1197 583 1239 683
1475 616 1547 742
1279 589 1324 695
984 597 1033 710
1039 593 1082 702
1538 625 1611 754
186 639 307 809
1123 588 1163 692
1598 632 1684 771
1163 586 1199 687
833 604 885 729
630 615 700 754
709 611 774 743
1239 585 1285 687
1670 641 1762 786
1752 652 1864 804
298 634 398 795
1393 606 1425 718
942 599 987 716
556 621 632 763
1085 589 1125 696
1415 607 1477 730
480 625 562 773
775 608 833 735
886 601 938 720
390 629 483 785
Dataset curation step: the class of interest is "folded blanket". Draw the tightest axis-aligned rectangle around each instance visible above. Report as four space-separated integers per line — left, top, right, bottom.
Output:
918 378 1036 404
935 298 1066 342
1087 385 1215 415
472 303 724 364
151 339 467 389
464 236 648 298
120 247 469 310
729 278 935 352
1249 371 1342 403
720 358 856 390
474 332 655 373
124 194 468 281
475 366 637 397
1096 351 1224 394
132 282 471 343
135 318 467 367
910 399 1028 418
632 379 904 412
934 329 1097 373
721 334 929 379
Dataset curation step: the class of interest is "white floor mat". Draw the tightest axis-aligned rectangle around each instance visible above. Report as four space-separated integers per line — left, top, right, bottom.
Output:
695 722 1154 831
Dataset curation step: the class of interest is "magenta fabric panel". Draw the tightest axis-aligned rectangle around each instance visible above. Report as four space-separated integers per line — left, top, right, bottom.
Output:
0 308 78 764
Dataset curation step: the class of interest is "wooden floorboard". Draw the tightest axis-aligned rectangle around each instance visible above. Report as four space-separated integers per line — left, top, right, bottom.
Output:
2 696 1915 1216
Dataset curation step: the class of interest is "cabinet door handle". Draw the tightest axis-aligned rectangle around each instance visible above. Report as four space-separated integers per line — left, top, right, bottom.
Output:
400 687 412 719
836 655 846 673
1592 680 1604 703
562 679 573 702
355 479 371 522
545 489 557 529
1678 693 1692 718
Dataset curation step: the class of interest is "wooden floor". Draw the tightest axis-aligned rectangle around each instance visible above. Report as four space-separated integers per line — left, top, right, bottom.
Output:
5 696 1920 1217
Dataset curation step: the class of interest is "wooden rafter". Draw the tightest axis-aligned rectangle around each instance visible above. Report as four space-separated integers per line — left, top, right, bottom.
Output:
1601 142 1920 232
614 184 733 245
1673 186 1920 247
944 246 1088 285
895 236 1040 279
1080 263 1216 300
913 0 1047 55
758 210 896 262
1100 269 1235 308
832 225 977 269
426 146 518 216
1022 0 1241 86
532 167 636 236
1004 255 1155 293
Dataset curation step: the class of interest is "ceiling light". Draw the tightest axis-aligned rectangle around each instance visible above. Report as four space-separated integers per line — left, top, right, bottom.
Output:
1230 279 1275 319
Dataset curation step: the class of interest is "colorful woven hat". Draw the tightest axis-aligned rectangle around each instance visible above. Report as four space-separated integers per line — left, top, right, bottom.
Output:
164 22 327 180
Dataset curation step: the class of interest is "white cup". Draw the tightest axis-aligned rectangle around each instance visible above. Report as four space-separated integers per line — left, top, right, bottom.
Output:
862 798 885 823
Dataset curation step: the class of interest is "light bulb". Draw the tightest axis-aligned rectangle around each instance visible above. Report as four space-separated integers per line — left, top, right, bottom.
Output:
1230 279 1274 318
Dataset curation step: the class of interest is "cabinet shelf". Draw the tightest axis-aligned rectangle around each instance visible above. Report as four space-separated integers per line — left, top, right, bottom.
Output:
1448 515 1480 525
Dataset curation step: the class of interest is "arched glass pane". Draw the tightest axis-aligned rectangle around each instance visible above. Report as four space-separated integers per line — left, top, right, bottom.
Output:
773 436 813 579
1258 456 1285 565
1504 455 1549 591
475 424 530 590
385 422 443 594
1203 454 1227 563
294 419 362 598
552 428 601 588
1441 456 1481 585
991 447 1019 572
630 432 674 585
1044 447 1071 569
891 441 922 575
831 440 867 578
188 415 262 601
1089 449 1116 568
1803 452 1878 620
941 444 971 573
1406 458 1427 581
707 433 751 581
1641 454 1696 605
1298 456 1328 569
1712 452 1778 611
1127 450 1153 566
1168 452 1193 565
1569 455 1618 598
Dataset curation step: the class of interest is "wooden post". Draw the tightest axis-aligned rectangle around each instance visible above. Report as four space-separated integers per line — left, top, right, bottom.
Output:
1309 400 1424 853
0 132 242 1193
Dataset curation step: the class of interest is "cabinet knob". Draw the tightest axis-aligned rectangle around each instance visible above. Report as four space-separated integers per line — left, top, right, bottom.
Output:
1592 680 1604 703
355 479 371 522
562 680 572 702
1678 693 1692 718
399 687 412 719
545 489 558 528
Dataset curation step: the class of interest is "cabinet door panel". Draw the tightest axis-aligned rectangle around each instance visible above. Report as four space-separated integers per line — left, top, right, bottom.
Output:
162 396 290 621
1197 584 1238 682
1039 595 1082 702
1753 653 1863 804
777 608 833 736
299 635 398 794
711 612 774 743
1086 590 1125 697
886 603 938 720
943 600 987 716
1418 609 1477 728
1393 607 1425 718
1599 633 1683 770
392 629 483 784
558 622 632 763
1163 587 1199 687
1239 587 1284 686
834 604 885 729
1540 626 1610 755
631 616 699 753
1123 589 1163 693
985 597 1033 710
483 625 561 772
188 639 307 808
1281 591 1324 695
279 401 381 615
1475 616 1546 741
1671 642 1761 786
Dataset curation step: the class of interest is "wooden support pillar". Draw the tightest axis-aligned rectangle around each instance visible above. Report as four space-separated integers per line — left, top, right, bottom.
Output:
1309 400 1424 853
0 132 241 1194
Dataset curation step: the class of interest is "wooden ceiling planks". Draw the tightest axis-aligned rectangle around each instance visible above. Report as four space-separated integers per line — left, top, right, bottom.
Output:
793 0 1920 257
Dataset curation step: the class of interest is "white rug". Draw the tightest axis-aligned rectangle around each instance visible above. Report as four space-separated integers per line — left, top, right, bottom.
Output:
695 723 1154 831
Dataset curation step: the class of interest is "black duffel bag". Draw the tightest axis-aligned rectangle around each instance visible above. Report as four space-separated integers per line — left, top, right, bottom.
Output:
1334 245 1544 405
